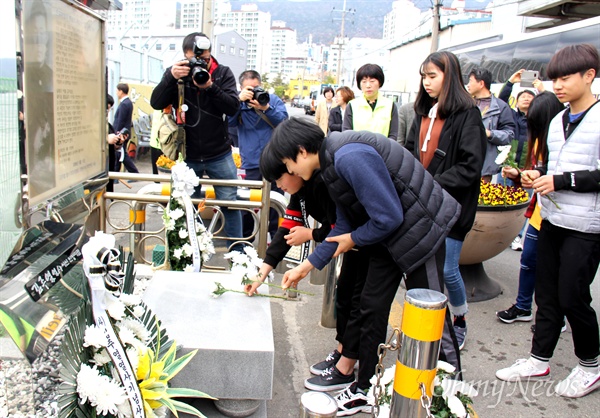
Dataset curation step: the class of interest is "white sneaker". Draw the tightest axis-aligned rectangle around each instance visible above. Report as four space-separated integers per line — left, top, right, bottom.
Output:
555 366 600 398
496 358 550 382
510 236 523 251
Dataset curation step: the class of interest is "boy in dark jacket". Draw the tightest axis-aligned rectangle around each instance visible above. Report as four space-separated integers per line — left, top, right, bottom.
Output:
269 118 461 416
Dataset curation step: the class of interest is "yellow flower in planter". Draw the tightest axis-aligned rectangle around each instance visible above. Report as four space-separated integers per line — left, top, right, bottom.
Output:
478 179 529 207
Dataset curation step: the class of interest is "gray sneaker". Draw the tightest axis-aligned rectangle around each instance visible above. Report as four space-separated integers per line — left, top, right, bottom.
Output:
304 366 354 392
454 325 467 350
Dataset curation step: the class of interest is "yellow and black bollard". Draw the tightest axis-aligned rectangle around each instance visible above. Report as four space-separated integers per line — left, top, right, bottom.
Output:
389 288 447 417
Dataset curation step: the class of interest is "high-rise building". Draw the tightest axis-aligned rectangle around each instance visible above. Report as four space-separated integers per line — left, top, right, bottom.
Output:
383 0 421 40
219 4 272 73
270 21 297 77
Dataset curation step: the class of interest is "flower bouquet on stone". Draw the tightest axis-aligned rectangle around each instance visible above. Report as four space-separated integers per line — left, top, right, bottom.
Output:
368 361 477 418
57 232 214 418
162 154 215 272
212 246 313 299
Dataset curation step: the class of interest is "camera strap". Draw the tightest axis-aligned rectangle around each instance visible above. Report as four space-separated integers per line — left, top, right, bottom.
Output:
254 108 275 130
177 79 185 125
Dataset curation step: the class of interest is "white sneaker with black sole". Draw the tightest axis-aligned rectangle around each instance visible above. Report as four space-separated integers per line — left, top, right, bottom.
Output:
335 382 372 416
304 366 354 392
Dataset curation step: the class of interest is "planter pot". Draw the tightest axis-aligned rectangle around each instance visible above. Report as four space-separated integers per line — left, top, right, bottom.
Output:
459 201 529 302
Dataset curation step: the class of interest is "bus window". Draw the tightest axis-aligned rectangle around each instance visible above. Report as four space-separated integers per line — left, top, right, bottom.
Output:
482 43 514 83
513 34 559 79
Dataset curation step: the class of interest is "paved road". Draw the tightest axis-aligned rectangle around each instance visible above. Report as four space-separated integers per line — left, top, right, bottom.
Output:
112 104 600 417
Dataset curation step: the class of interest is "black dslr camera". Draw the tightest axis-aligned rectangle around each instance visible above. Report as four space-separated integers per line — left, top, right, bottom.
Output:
186 36 211 85
115 128 130 148
251 87 270 106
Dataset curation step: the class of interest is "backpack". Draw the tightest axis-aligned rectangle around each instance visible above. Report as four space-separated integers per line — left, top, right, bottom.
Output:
157 107 186 161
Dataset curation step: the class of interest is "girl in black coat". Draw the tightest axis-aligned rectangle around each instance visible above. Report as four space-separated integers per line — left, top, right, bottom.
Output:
406 51 486 350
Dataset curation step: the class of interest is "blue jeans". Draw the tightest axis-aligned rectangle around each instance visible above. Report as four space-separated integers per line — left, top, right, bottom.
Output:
515 224 539 311
444 237 468 317
187 153 242 245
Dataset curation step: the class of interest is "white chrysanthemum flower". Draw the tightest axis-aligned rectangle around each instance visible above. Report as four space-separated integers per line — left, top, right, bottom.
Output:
118 318 149 343
243 246 259 259
92 349 111 366
182 243 193 257
132 305 145 318
184 264 195 273
196 222 206 233
171 162 200 196
126 346 140 373
119 293 141 307
94 376 128 416
173 248 184 259
83 325 108 349
441 378 479 398
115 399 133 418
118 327 138 347
169 208 185 221
179 229 189 239
105 296 126 321
164 217 176 231
76 364 105 404
495 144 512 165
447 395 467 417
437 360 456 374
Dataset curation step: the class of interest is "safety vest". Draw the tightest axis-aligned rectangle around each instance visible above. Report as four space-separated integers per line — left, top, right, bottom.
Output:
350 95 394 137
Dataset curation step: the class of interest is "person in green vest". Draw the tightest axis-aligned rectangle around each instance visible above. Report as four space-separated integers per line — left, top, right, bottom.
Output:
342 63 399 141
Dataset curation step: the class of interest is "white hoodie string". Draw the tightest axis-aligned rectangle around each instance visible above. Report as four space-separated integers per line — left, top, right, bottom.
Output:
421 103 438 153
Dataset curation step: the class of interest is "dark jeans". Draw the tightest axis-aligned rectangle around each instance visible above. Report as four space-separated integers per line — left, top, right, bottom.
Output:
187 154 243 247
515 224 539 311
532 220 600 361
243 168 281 238
340 243 461 390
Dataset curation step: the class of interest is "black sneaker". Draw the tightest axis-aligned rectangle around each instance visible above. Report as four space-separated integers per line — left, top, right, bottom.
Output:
304 366 354 392
335 382 372 416
497 305 533 323
310 349 341 376
531 321 567 334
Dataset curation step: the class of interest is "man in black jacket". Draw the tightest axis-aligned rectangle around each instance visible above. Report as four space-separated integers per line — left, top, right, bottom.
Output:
113 83 139 174
151 33 242 246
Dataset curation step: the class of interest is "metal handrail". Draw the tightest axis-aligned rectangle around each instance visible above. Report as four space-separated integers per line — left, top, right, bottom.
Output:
101 172 287 263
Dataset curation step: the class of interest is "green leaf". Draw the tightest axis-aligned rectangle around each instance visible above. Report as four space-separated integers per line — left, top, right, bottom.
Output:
169 399 209 418
162 349 198 380
166 387 216 400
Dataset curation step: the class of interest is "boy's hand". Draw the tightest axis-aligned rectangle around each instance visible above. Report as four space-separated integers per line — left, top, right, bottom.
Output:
325 233 355 258
282 260 313 289
285 226 312 246
244 276 262 296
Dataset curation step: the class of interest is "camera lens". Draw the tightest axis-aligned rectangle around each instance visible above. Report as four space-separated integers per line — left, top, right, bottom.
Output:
253 88 270 106
192 67 210 85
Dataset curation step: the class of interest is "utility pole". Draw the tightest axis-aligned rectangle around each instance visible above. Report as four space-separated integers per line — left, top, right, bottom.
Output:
331 0 355 85
203 0 214 41
430 0 442 53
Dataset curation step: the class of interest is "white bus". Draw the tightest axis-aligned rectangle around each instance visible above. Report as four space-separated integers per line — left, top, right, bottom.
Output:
446 16 600 102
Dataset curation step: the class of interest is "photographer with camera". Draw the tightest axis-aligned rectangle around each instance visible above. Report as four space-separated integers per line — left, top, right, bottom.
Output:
151 32 242 248
229 70 288 239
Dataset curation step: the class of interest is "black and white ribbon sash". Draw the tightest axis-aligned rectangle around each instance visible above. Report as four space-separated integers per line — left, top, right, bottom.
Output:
86 247 145 418
181 194 201 272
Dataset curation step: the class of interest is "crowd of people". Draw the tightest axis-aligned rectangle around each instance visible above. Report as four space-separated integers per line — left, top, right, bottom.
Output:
108 33 600 416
